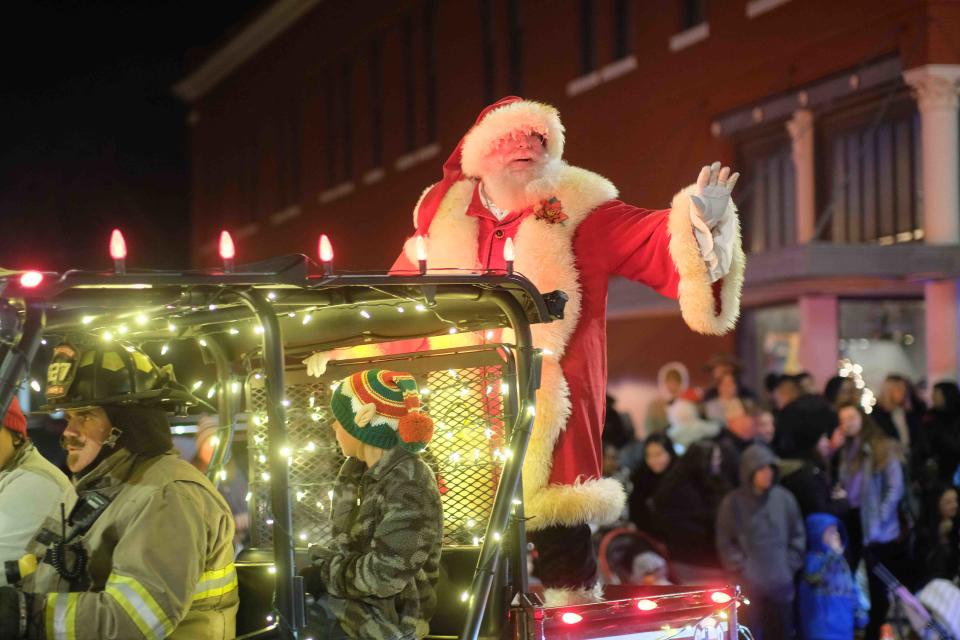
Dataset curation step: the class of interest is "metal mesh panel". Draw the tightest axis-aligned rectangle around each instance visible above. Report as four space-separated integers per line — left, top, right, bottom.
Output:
247 372 344 549
246 346 515 548
422 367 508 545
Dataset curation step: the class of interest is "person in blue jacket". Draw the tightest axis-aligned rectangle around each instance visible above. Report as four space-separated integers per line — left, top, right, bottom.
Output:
797 513 867 640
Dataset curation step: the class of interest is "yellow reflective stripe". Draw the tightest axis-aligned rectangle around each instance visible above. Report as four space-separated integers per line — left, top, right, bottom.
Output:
192 563 238 601
105 574 173 639
199 565 234 582
45 593 79 640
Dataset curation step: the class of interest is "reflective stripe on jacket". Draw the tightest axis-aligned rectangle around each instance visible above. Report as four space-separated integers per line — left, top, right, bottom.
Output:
26 449 237 639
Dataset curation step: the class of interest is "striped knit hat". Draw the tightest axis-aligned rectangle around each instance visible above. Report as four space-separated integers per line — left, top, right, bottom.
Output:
330 369 434 453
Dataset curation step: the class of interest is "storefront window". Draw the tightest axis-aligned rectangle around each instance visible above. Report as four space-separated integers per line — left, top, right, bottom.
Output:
838 299 925 398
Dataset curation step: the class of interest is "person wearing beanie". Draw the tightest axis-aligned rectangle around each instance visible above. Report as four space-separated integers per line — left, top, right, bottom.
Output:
0 343 237 640
388 96 745 601
0 396 74 586
300 369 443 640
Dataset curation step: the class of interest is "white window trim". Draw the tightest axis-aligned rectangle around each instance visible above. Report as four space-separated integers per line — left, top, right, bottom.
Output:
268 204 301 226
746 0 791 19
318 182 355 204
395 143 441 172
669 22 709 52
362 167 386 185
566 55 638 97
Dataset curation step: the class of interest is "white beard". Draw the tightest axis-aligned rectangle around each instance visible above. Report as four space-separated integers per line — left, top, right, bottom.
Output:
481 158 563 212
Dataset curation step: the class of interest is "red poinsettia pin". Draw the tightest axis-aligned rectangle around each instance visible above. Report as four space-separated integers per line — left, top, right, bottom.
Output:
534 197 567 225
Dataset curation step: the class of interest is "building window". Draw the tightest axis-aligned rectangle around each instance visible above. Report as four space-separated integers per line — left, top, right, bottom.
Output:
423 0 437 142
402 15 417 153
681 0 706 29
839 299 925 396
736 130 795 253
324 76 338 187
579 0 596 74
508 0 523 94
818 96 922 245
340 61 353 181
480 0 496 103
369 40 384 168
612 0 632 60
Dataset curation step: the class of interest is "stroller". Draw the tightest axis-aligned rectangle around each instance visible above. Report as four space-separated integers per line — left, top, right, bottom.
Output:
871 562 959 640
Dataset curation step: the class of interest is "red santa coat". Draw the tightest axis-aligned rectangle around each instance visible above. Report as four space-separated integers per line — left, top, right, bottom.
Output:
392 163 745 530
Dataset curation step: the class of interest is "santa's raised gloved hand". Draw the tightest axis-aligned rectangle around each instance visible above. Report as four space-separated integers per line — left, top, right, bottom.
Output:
0 586 29 639
689 161 740 282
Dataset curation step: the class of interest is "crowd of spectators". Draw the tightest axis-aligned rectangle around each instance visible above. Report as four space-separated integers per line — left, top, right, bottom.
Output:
600 355 960 640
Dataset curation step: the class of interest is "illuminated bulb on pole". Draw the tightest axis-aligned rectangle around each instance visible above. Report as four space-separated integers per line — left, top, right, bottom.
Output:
503 237 515 275
161 344 170 355
19 271 43 288
109 229 127 275
219 230 236 273
318 234 334 276
415 235 428 275
30 380 41 392
135 313 148 326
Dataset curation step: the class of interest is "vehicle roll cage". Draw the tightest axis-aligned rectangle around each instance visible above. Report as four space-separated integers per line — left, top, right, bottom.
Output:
0 254 560 640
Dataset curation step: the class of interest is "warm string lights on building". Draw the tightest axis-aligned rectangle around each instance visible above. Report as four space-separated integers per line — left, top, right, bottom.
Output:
837 357 877 413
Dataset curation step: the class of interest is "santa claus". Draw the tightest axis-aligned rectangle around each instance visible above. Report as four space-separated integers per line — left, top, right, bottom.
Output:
389 96 745 601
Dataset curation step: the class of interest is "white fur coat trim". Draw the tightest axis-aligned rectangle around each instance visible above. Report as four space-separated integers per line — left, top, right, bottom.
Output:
667 185 745 335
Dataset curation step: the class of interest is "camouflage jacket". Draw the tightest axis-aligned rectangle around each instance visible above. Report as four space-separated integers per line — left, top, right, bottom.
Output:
310 446 443 639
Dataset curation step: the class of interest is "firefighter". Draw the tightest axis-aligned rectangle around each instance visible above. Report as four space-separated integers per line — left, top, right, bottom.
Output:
0 396 74 584
0 341 238 639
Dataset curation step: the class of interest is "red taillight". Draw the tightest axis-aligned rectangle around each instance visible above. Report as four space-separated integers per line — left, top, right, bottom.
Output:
560 612 582 625
109 229 127 260
637 599 658 611
219 231 236 260
711 591 733 604
19 271 43 288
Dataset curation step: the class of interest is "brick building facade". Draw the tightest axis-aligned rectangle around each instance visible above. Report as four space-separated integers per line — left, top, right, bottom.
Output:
177 0 960 424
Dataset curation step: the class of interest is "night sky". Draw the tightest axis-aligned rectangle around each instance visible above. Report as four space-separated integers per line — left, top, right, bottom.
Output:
0 1 263 271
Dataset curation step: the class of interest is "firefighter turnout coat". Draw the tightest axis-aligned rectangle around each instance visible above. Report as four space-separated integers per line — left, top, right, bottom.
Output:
23 448 238 639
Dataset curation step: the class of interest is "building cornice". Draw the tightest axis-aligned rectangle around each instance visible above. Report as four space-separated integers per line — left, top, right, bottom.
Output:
173 0 322 103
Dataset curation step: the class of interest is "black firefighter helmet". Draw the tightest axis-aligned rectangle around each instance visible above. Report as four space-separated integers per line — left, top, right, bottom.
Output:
41 341 212 413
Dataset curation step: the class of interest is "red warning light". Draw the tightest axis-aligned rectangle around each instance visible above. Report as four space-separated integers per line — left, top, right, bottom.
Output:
560 612 582 625
19 271 43 288
637 599 658 611
711 591 733 604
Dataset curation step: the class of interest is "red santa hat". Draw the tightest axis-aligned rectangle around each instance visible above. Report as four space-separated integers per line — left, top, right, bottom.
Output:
413 96 565 232
3 396 27 438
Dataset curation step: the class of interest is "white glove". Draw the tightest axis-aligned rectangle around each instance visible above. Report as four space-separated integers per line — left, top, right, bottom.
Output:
690 161 739 229
303 351 332 377
689 161 739 282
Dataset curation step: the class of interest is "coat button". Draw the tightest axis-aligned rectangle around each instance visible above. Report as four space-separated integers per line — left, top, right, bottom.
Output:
495 230 504 239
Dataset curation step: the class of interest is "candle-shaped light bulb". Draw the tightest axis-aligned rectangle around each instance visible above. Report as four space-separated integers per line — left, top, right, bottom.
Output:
318 234 334 276
503 237 515 275
109 229 127 274
219 230 236 273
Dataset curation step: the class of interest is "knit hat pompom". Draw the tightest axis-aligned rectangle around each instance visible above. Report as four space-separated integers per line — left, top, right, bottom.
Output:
330 369 433 453
2 396 27 438
398 411 434 453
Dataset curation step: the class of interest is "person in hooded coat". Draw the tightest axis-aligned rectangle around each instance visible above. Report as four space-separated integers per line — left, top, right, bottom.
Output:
797 513 868 640
716 444 805 639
